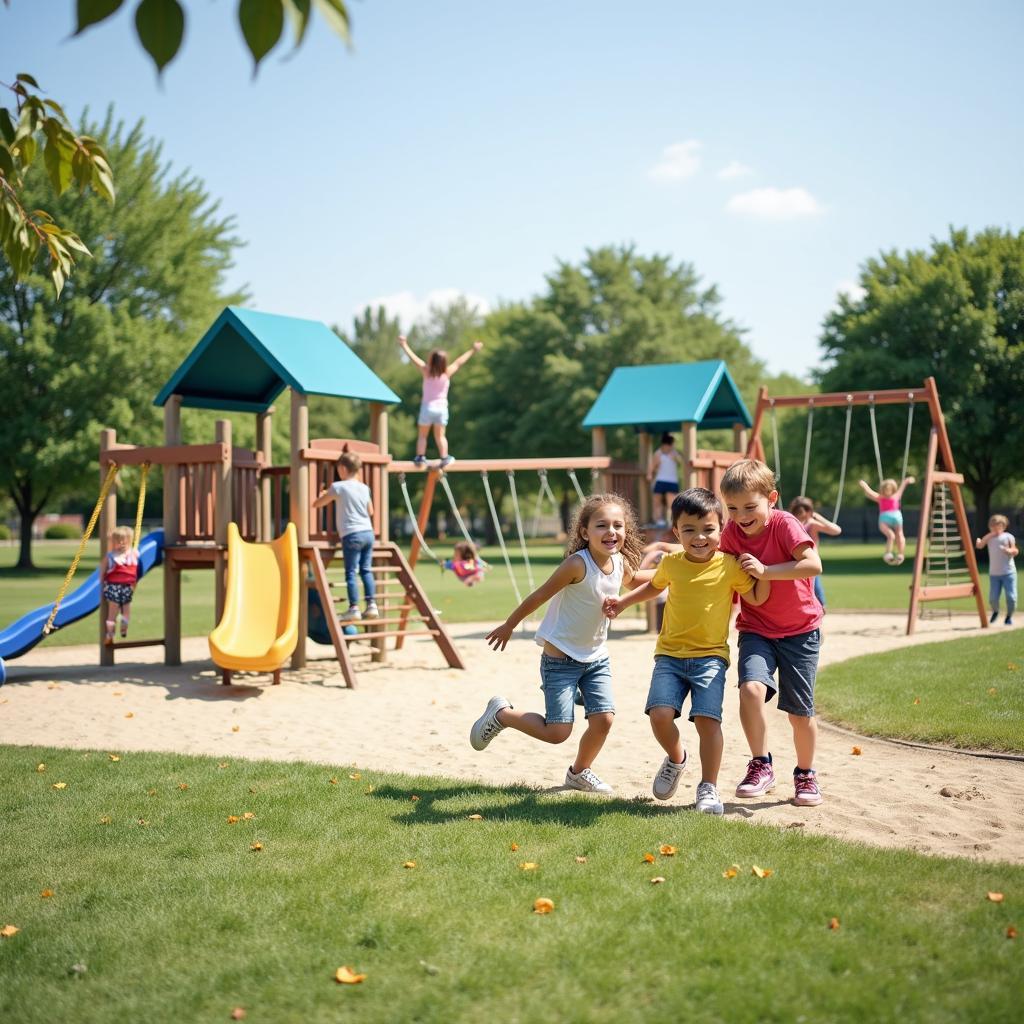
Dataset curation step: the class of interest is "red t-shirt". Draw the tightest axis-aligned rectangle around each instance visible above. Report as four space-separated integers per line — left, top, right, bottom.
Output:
105 549 139 585
719 509 821 639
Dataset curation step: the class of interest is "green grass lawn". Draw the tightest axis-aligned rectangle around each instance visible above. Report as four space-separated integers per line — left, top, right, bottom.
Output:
0 745 1020 1024
817 631 1024 752
0 538 982 653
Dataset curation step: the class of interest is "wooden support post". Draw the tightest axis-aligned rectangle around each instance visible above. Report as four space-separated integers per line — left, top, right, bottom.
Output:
680 421 697 491
257 406 273 541
637 431 652 524
397 468 438 650
591 427 607 491
369 402 389 544
290 389 309 669
99 428 117 667
907 429 938 635
214 419 232 625
733 423 748 454
746 387 769 459
163 396 182 666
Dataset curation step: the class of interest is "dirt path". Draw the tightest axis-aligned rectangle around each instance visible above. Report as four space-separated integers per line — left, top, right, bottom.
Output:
2 612 1021 864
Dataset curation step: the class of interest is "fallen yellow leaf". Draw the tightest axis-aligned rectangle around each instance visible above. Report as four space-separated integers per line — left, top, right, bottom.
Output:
659 845 677 856
533 897 555 915
519 862 539 871
218 762 229 769
349 772 361 781
178 783 189 791
403 861 416 869
52 782 67 790
98 816 112 825
0 925 19 938
329 778 338 785
227 816 240 825
47 683 60 689
643 853 656 864
242 812 255 820
335 966 366 984
364 786 375 794
147 789 157 796
40 889 54 898
231 725 240 733
137 819 149 826
112 691 123 697
912 698 920 706
410 795 421 802
829 917 840 930
510 843 520 852
751 865 773 878
1007 925 1018 939
230 1009 247 1021
987 687 998 696
575 856 587 864
108 754 121 762
467 813 483 820
250 841 263 852
125 712 134 718
36 763 46 773
722 867 738 879
650 876 666 885
851 746 862 756
987 892 1004 903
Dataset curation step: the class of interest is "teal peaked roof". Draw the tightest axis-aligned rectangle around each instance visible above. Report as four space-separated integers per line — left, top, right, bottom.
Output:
582 361 752 432
155 307 401 412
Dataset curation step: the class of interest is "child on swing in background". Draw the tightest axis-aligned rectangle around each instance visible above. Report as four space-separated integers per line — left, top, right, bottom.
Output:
101 525 139 642
858 476 915 564
788 496 841 609
398 334 483 469
444 540 489 587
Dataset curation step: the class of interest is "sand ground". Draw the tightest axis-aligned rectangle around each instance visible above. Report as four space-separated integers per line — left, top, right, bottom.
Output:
2 612 1021 864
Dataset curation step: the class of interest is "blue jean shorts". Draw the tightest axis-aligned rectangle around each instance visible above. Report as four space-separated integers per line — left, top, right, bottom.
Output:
737 629 820 717
540 653 614 724
646 655 728 722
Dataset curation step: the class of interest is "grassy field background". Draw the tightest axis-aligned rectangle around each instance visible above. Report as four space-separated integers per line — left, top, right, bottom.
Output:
0 745 1020 1024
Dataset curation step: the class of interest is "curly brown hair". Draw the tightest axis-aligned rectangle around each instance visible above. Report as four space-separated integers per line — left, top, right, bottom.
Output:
565 493 645 574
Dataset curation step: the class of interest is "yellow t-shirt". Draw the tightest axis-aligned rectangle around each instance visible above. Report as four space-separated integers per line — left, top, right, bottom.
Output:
651 550 754 663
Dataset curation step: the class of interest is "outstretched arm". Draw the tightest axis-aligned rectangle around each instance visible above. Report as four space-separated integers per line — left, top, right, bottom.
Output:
894 475 916 499
858 479 880 502
397 334 426 370
447 340 483 376
312 489 335 510
811 511 842 537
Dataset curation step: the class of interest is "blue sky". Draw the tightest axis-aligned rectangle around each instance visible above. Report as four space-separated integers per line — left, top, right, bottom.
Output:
5 1 1023 376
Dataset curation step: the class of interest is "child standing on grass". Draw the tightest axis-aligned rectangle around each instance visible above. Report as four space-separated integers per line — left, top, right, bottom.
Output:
788 496 841 609
604 488 769 814
398 334 483 468
975 515 1018 625
312 452 378 622
101 525 139 642
470 494 647 794
718 460 824 807
858 476 915 565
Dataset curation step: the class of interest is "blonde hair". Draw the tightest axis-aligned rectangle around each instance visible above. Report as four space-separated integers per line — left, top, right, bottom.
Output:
566 493 644 574
990 514 1010 531
338 452 362 475
720 459 777 498
879 478 898 496
110 525 133 546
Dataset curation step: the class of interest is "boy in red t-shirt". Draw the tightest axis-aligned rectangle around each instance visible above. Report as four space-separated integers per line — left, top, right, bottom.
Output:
719 460 824 806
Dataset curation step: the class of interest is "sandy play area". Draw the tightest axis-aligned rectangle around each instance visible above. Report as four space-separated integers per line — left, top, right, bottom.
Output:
2 612 1021 865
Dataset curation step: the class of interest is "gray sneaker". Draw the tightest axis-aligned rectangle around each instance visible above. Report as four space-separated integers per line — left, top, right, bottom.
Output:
364 601 380 619
695 781 724 815
340 605 362 621
470 696 511 751
652 752 688 800
565 765 613 794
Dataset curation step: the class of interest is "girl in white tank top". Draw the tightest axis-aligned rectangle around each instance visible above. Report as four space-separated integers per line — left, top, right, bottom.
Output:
470 494 649 794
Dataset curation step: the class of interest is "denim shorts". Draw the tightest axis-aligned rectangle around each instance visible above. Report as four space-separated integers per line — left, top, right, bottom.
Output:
737 629 820 717
540 653 615 724
646 654 728 722
418 402 449 427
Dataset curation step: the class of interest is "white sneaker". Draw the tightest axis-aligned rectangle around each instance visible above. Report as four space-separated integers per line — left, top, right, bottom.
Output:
565 765 613 794
364 601 380 619
695 781 724 815
470 696 511 750
340 605 362 621
883 552 896 565
652 752 688 800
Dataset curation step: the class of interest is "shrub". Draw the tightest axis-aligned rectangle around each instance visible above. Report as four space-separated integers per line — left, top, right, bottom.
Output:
0 524 10 540
44 523 81 540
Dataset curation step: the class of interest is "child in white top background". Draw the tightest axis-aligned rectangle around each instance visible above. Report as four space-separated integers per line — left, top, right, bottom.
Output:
398 334 482 468
976 514 1018 625
471 493 647 794
788 496 841 609
648 432 683 526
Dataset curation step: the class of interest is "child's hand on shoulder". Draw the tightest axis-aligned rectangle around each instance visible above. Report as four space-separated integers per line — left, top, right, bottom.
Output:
485 620 515 652
738 553 765 579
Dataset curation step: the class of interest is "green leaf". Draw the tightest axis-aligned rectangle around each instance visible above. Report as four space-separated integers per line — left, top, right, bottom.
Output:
0 143 14 177
0 109 15 146
16 133 36 168
239 0 285 71
15 73 41 88
91 162 116 203
283 0 312 48
134 0 185 74
43 135 73 195
76 0 125 34
312 0 350 43
72 147 93 190
62 231 92 257
42 99 70 123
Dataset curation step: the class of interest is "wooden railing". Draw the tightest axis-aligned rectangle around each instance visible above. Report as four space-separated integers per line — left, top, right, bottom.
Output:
300 439 392 542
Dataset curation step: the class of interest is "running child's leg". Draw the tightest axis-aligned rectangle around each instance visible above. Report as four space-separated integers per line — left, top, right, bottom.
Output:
495 708 572 744
789 713 818 771
118 602 130 637
104 598 116 642
776 628 822 806
734 634 778 797
693 716 723 784
738 682 770 756
571 711 613 773
646 657 689 799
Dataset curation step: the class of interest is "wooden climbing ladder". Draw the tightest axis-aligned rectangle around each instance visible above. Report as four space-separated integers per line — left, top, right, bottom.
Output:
304 542 464 688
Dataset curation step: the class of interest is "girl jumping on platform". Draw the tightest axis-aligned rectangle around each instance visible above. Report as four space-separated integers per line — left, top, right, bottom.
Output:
101 525 139 642
398 334 483 469
858 475 915 564
470 493 647 794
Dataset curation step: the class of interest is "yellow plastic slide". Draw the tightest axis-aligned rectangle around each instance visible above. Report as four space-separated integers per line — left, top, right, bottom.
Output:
209 522 300 676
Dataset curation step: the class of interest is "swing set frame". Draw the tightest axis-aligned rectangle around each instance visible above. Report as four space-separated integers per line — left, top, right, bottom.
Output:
745 376 987 635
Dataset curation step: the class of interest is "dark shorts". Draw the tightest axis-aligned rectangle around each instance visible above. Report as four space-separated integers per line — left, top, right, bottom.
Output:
103 582 133 606
652 480 677 495
736 629 820 717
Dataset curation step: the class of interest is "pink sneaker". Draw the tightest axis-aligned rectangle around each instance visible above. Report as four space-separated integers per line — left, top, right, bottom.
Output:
735 757 776 798
793 769 823 806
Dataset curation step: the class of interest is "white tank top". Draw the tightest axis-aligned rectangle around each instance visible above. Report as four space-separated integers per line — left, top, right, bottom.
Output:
655 449 679 484
535 549 623 662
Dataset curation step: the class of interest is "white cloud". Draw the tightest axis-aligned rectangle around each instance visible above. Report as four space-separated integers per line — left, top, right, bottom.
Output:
717 160 753 180
725 186 824 220
836 279 867 303
648 140 702 182
356 288 492 329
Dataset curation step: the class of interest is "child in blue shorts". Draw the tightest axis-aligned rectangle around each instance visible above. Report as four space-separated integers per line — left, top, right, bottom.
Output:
471 494 647 794
606 488 769 814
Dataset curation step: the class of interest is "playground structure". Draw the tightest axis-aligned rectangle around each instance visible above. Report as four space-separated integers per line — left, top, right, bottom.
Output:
743 377 988 635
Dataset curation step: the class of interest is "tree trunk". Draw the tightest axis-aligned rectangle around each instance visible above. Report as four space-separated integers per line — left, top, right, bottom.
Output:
11 480 37 570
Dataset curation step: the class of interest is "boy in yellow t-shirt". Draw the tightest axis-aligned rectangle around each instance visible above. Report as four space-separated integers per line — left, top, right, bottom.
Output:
605 488 769 814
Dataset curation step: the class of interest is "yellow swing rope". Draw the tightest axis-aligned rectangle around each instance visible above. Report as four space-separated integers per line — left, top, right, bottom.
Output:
133 462 151 548
43 461 120 636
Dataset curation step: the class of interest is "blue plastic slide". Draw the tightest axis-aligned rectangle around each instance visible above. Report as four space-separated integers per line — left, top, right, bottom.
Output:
0 530 165 685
